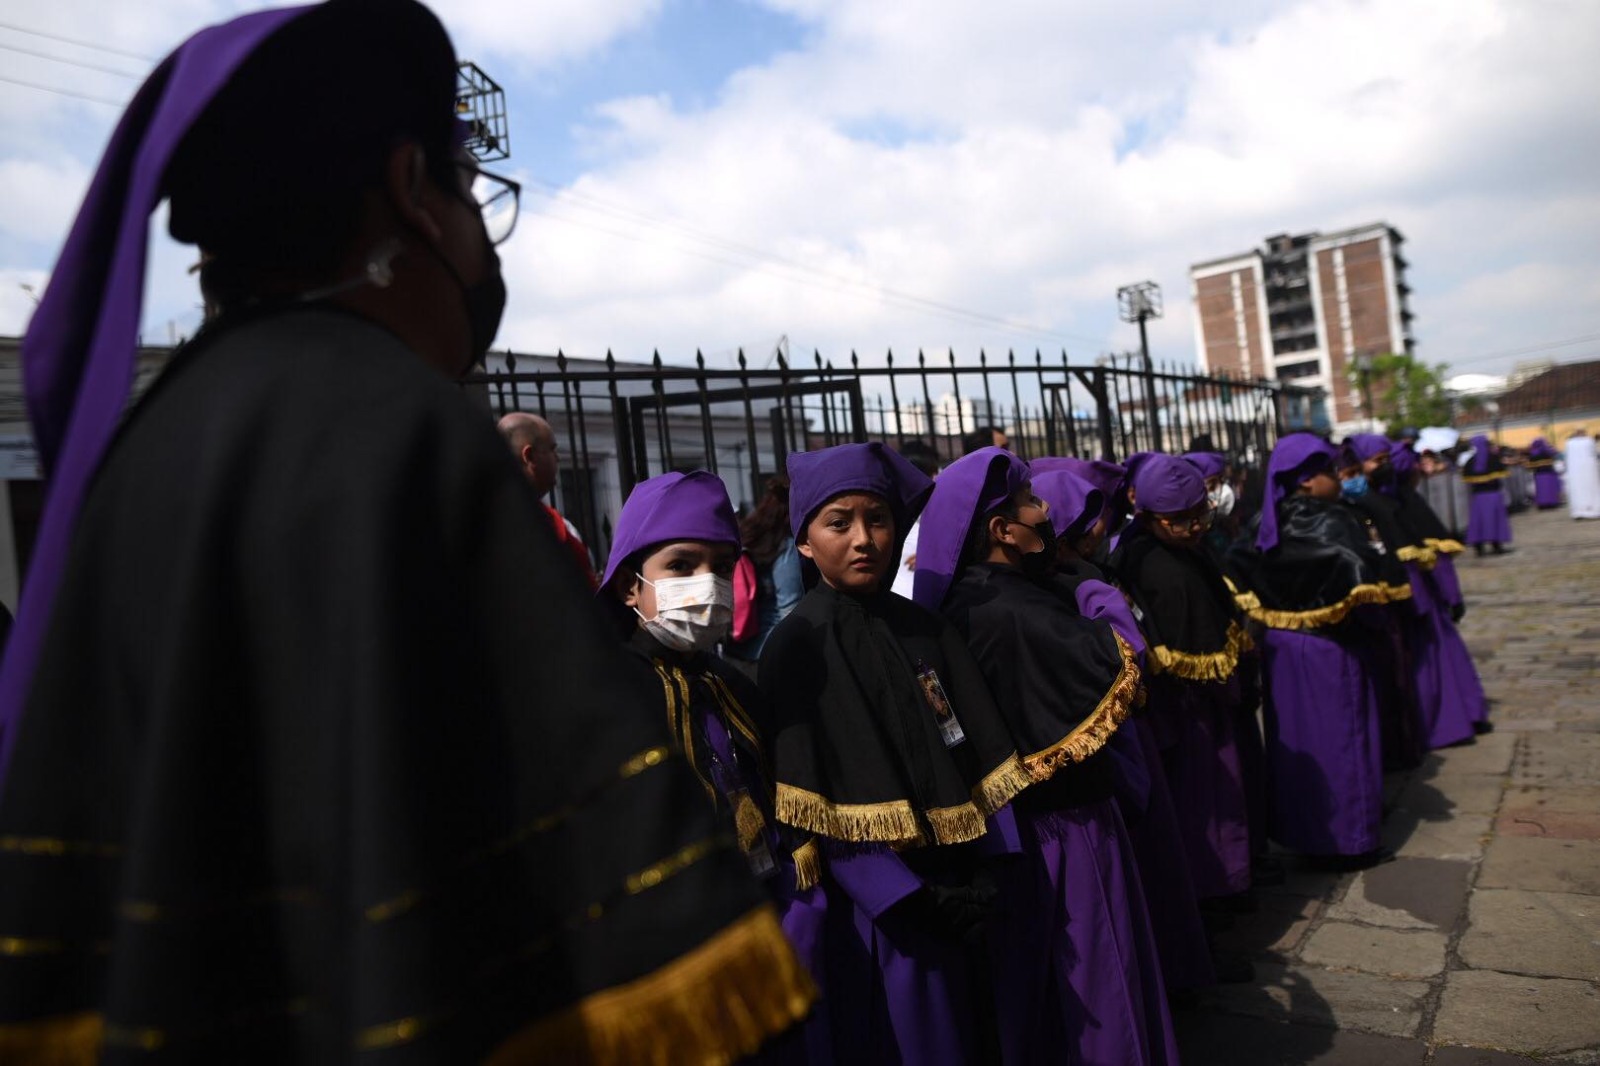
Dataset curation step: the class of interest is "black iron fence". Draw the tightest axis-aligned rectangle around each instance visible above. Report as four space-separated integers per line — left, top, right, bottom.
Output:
464 348 1327 565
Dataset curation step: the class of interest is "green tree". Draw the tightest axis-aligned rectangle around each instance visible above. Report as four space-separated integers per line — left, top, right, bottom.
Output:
1348 352 1453 433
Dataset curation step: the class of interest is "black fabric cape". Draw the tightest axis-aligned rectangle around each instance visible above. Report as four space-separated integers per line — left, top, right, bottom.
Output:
1345 488 1432 588
759 582 1029 850
0 309 811 1064
1226 496 1392 634
939 564 1139 801
1110 526 1249 683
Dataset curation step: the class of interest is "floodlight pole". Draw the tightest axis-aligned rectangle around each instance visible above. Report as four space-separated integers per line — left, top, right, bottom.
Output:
1118 281 1164 452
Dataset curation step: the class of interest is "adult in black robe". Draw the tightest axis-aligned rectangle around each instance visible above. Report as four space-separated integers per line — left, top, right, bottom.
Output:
0 3 810 1061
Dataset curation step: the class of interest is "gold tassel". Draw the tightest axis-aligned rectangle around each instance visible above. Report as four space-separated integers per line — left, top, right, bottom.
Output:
731 792 767 856
791 840 823 892
1147 621 1252 682
485 906 816 1066
1396 544 1438 569
1243 582 1408 630
774 784 926 847
1426 538 1465 555
0 1012 104 1065
970 755 1033 815
1021 632 1142 781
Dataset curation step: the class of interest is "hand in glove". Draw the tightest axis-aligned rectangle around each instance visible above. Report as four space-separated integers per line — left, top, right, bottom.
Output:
1451 602 1466 623
901 873 999 943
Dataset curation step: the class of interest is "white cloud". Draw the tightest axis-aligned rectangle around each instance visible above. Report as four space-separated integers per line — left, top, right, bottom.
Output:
433 0 665 70
0 157 91 245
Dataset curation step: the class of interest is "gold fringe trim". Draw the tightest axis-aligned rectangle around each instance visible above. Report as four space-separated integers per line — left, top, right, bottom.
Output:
775 784 925 847
484 906 816 1066
1526 459 1555 470
970 755 1033 815
1462 470 1507 484
791 839 822 892
923 803 988 844
0 1011 103 1065
1147 621 1252 682
1020 632 1142 781
1241 582 1408 631
1396 544 1438 569
1426 538 1465 555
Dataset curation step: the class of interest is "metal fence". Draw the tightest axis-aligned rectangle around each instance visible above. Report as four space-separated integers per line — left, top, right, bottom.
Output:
464 348 1327 565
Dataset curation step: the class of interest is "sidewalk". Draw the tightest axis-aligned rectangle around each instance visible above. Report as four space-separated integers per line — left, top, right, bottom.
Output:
1176 507 1600 1065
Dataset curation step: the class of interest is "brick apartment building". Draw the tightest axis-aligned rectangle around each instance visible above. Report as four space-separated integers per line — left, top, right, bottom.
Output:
1189 222 1415 431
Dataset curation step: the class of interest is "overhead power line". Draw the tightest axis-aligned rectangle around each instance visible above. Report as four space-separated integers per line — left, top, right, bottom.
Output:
0 19 157 63
1445 331 1600 370
0 71 122 107
526 181 1108 349
0 40 143 80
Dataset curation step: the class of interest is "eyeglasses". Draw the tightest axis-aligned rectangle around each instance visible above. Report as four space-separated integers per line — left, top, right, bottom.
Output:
457 163 522 246
1154 507 1215 532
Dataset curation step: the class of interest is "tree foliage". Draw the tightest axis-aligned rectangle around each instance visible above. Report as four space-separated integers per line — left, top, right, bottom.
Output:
1348 352 1453 433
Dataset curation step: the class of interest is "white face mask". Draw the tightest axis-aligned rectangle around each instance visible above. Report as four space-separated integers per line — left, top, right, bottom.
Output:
634 573 733 653
1208 482 1236 518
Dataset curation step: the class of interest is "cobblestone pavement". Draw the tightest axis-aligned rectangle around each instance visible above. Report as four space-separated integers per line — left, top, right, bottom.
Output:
1176 507 1600 1065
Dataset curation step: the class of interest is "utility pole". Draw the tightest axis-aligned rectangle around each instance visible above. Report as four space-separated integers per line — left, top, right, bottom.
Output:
1117 281 1163 452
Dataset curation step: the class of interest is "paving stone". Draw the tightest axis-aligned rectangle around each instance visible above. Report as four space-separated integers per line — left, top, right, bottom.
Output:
1325 858 1472 931
1396 775 1505 817
1212 908 1313 961
1432 732 1518 776
1299 921 1447 978
1496 807 1600 841
1198 961 1429 1037
1459 888 1600 980
1173 1012 1426 1066
1513 733 1600 787
1383 810 1492 860
1432 1047 1550 1066
1478 835 1600 895
1434 970 1600 1055
1501 784 1600 817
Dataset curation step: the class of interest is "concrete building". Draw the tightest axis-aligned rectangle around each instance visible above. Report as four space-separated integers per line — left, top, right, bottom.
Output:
1190 222 1415 431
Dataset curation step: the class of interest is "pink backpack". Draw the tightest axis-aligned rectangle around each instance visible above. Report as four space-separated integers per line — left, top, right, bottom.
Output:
732 552 759 643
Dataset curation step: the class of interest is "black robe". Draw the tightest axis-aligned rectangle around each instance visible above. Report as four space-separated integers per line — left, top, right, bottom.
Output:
0 308 811 1064
1226 497 1392 636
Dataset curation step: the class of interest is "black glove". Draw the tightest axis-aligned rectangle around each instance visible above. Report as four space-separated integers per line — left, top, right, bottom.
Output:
1451 602 1466 623
901 874 999 943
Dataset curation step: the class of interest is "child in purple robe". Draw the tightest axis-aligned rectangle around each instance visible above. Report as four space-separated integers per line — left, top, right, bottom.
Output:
917 448 1178 1066
1227 435 1395 865
1464 433 1513 554
1109 455 1255 905
761 443 1033 1066
600 471 830 1063
1033 468 1218 998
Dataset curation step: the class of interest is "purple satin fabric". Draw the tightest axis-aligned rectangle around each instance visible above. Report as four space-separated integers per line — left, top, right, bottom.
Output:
1466 492 1512 545
1261 629 1384 856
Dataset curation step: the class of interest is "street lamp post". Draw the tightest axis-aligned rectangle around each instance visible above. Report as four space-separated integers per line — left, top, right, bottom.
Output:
1117 281 1163 452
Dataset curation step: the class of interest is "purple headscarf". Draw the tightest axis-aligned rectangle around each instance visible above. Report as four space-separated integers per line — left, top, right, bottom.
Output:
1529 437 1556 461
788 442 933 539
911 446 1029 611
1183 451 1228 481
1130 453 1206 515
1029 456 1126 522
1390 439 1417 479
1345 434 1392 464
599 471 739 591
0 4 314 780
1032 469 1104 540
1258 433 1338 551
1470 433 1494 475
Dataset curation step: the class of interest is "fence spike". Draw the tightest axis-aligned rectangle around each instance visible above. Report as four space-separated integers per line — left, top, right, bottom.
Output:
555 349 566 372
737 349 747 371
696 349 706 370
605 350 615 371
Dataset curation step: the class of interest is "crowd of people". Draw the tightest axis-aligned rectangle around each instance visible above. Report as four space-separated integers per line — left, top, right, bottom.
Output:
0 0 1581 1062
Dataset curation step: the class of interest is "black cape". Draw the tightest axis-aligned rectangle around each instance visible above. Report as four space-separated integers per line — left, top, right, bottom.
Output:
0 309 812 1064
1110 526 1250 683
1226 496 1395 634
939 564 1140 802
759 583 1029 851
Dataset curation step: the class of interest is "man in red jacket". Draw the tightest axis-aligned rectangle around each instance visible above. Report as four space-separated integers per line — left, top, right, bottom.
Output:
499 411 598 587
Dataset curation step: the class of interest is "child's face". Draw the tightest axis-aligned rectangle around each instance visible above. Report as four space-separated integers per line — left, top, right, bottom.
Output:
1299 471 1341 500
1146 502 1213 550
799 492 896 593
620 540 737 621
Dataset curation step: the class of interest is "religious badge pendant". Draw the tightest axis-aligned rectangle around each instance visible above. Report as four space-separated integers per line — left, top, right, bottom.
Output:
916 661 967 748
744 835 777 879
726 785 777 879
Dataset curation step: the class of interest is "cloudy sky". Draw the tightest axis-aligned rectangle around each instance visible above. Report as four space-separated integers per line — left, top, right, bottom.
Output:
1 0 1597 379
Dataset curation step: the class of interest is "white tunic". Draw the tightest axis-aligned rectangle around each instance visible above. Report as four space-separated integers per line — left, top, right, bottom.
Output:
1565 434 1600 519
